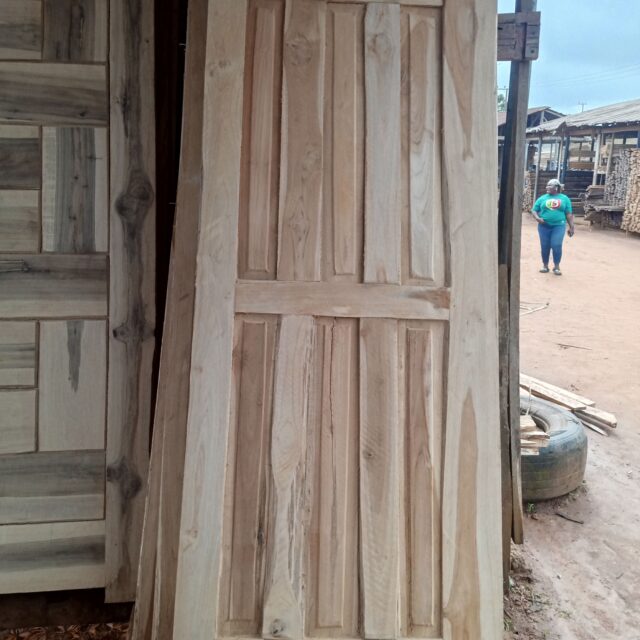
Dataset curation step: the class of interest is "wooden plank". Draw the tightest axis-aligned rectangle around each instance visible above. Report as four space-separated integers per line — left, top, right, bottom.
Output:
0 389 36 454
0 63 107 125
0 191 39 252
219 315 277 637
574 406 617 429
322 3 364 282
497 11 540 62
0 129 41 189
402 322 444 637
42 127 109 253
237 0 284 281
39 320 107 451
0 450 105 524
277 0 325 282
0 254 107 318
262 315 314 640
0 321 36 386
327 0 443 6
236 281 450 320
519 380 587 411
360 318 400 639
0 521 105 594
364 3 401 284
403 7 443 285
0 0 42 60
105 0 156 603
43 0 108 62
171 1 248 634
441 0 502 637
306 318 359 637
520 373 595 407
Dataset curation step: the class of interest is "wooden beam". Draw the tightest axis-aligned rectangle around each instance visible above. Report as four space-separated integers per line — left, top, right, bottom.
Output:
497 11 540 62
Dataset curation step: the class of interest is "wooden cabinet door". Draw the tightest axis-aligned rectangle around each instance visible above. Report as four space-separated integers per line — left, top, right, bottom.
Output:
0 0 154 602
174 1 501 639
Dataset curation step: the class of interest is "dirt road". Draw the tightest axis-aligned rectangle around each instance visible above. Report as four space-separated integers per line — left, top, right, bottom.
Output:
506 217 640 639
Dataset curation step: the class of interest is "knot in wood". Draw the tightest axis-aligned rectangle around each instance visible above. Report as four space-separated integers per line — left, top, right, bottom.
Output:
106 456 143 501
368 32 392 60
115 170 154 225
286 35 312 66
269 619 285 636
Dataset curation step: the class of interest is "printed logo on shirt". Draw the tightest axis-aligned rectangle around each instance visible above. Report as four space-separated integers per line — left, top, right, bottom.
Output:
545 198 562 209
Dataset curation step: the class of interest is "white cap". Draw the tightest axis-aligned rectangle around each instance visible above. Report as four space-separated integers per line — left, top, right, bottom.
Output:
547 178 564 189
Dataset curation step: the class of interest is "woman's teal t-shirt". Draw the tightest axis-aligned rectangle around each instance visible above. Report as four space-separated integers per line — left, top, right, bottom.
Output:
532 193 573 226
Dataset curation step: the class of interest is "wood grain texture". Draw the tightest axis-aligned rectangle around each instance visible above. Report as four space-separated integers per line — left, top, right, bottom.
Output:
359 318 400 639
0 389 36 454
0 1 42 60
130 0 207 634
364 3 401 284
0 63 107 125
0 254 107 318
277 0 325 281
0 191 39 252
322 3 364 282
401 8 444 285
106 0 156 603
328 0 443 5
0 450 105 524
43 0 108 62
171 1 247 635
441 0 502 638
262 315 314 640
39 320 107 451
238 0 284 281
0 321 36 386
236 280 450 320
306 318 359 637
219 315 277 637
0 129 41 189
42 127 108 252
0 521 105 594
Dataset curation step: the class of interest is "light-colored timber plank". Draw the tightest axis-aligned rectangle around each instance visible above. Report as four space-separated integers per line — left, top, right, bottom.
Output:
0 254 107 318
325 0 443 5
262 315 314 640
0 1 42 60
0 389 36 454
0 520 105 594
519 378 587 411
171 1 247 635
0 450 105 524
238 0 283 281
0 133 41 189
403 8 444 285
0 191 39 252
0 125 39 138
520 373 595 407
39 320 106 451
0 321 36 386
322 3 364 281
219 315 277 637
105 0 156 603
360 318 400 639
306 318 359 637
364 3 401 284
276 0 325 282
43 0 108 62
42 127 108 253
130 0 208 635
441 1 502 638
574 406 617 429
0 63 107 125
235 281 450 320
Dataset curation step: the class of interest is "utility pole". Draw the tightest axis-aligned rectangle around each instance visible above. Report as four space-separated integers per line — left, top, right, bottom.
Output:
578 101 587 112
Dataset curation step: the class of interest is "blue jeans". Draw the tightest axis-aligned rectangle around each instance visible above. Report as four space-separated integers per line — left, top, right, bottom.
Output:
538 223 565 267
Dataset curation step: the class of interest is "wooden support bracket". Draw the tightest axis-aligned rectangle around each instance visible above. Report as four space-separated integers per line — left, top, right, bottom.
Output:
498 12 540 61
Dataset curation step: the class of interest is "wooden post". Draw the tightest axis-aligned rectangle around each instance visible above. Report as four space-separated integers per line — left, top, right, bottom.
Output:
555 136 562 178
592 131 602 185
533 136 542 200
560 135 570 182
497 0 537 593
605 133 615 186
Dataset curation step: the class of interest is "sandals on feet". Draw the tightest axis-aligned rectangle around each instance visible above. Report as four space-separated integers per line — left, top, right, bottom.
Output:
540 266 550 273
553 268 562 276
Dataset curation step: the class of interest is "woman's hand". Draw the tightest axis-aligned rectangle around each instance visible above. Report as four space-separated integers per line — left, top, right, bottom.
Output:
567 226 575 237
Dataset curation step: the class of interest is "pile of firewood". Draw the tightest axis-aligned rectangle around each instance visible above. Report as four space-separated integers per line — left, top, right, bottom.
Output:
522 171 534 212
519 413 550 456
520 373 617 437
622 149 640 233
604 150 632 207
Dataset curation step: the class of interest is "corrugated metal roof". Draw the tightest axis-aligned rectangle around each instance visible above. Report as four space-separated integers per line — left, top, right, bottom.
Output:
527 98 640 135
497 105 556 128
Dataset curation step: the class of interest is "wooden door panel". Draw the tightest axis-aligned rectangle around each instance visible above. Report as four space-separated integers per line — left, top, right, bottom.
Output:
0 322 37 387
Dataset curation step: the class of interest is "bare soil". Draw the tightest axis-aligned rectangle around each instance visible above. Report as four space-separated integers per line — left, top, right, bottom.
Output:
505 217 640 639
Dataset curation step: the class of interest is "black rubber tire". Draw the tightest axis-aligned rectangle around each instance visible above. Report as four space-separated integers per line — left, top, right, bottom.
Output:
520 395 588 501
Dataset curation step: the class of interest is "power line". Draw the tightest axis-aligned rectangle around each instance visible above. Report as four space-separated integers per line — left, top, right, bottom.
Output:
531 63 640 88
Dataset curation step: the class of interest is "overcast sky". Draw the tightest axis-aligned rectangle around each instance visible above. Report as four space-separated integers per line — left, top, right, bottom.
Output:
497 0 640 115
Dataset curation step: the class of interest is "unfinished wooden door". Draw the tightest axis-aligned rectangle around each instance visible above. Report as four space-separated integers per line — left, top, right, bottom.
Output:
0 0 154 602
174 0 501 638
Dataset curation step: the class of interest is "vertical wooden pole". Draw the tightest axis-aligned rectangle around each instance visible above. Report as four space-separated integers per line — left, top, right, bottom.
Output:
533 136 542 201
592 131 602 185
497 0 537 591
605 133 615 186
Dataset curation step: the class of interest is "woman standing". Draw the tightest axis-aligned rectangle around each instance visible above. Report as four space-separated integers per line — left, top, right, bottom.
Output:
531 178 575 275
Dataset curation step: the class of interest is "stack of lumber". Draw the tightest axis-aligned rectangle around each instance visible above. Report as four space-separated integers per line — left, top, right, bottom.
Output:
519 413 550 456
522 171 534 212
520 373 618 436
604 150 632 207
622 149 640 233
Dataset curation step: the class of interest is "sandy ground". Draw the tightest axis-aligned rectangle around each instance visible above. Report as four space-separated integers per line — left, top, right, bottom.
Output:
505 217 640 639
